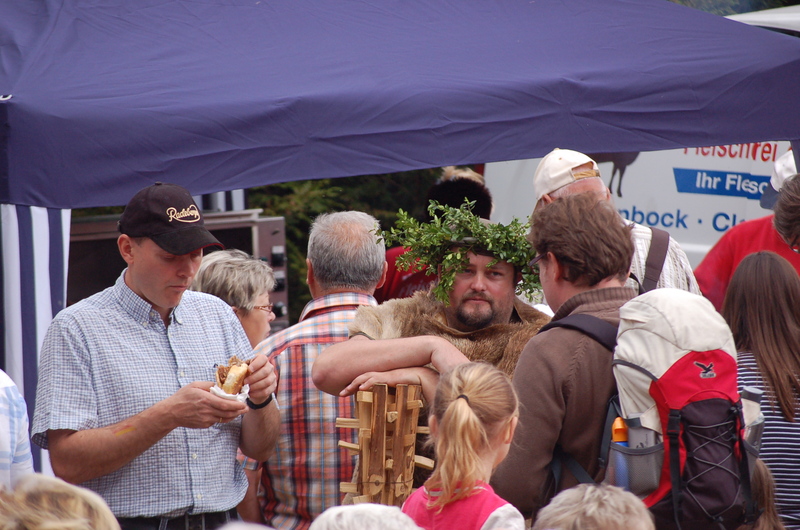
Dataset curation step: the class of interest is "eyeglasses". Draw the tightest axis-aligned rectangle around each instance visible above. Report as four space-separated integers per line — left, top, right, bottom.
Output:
790 237 800 254
528 254 545 267
253 304 274 313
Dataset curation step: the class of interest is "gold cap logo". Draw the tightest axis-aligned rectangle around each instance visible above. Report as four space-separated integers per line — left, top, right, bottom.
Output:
166 205 201 223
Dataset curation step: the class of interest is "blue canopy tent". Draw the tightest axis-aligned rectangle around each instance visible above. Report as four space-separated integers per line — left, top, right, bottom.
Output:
2 0 800 467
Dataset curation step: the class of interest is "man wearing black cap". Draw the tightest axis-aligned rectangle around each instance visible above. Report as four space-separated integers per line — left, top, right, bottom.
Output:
32 183 280 530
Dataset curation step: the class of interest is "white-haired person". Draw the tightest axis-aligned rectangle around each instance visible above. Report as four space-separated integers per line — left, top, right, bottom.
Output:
532 484 654 530
0 473 121 529
192 248 277 349
192 248 277 523
310 504 422 530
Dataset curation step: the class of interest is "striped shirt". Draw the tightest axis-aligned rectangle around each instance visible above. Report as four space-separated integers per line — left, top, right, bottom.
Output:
0 370 34 489
244 292 377 530
31 270 253 517
627 222 700 294
738 351 800 529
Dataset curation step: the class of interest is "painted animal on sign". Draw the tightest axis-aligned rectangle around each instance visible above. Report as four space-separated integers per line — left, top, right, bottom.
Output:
587 152 640 198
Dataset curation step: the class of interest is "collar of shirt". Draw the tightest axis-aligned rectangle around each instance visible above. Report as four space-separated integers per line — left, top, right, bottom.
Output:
299 292 377 322
113 269 186 326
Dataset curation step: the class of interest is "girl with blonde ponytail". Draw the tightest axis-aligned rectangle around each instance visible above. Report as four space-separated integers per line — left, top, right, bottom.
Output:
401 362 524 530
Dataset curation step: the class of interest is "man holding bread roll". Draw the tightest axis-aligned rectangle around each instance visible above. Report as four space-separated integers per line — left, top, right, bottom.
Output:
32 182 279 530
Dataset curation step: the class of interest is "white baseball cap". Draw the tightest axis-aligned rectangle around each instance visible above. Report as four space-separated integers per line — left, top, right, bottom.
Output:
760 150 798 209
533 148 601 203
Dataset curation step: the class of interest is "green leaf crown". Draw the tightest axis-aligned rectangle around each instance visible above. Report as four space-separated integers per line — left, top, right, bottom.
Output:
379 200 540 304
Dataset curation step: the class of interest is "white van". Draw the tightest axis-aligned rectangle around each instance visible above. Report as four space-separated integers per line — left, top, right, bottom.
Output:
485 141 791 267
486 7 798 267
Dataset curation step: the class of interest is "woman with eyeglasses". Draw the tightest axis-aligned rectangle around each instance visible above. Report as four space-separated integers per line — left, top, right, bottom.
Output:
193 249 276 348
192 248 276 524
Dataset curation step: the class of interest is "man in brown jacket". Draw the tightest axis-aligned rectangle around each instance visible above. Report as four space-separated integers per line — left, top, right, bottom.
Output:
491 193 636 520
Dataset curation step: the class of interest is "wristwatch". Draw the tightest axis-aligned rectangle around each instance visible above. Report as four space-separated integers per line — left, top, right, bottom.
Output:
246 394 274 410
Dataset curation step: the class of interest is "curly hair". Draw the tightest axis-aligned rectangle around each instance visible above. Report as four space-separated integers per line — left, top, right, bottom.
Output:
192 249 275 312
0 474 120 530
532 483 654 530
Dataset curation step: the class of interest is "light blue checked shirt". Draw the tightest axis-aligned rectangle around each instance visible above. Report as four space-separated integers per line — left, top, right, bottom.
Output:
0 369 34 489
32 270 253 517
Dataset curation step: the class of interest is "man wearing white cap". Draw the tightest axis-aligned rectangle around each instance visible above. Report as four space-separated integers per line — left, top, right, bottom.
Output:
695 150 800 310
532 148 699 298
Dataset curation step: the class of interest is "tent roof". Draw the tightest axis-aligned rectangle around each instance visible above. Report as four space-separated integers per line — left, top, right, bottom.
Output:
2 0 800 208
727 4 800 34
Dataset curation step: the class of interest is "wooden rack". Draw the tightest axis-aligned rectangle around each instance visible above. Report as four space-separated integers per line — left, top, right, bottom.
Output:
337 383 434 506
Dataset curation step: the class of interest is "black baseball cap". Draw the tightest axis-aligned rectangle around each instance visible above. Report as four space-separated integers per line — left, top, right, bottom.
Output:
118 182 223 255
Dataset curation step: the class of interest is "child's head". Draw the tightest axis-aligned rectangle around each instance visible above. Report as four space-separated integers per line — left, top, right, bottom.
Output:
309 504 421 530
0 473 121 530
427 362 519 507
532 483 654 530
736 458 786 530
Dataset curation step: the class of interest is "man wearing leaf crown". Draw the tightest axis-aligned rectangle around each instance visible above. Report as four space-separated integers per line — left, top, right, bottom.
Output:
312 201 550 403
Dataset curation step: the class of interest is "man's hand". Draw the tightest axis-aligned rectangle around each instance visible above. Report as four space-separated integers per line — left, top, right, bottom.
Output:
342 368 422 396
313 334 470 396
243 354 278 405
48 380 249 484
165 381 248 428
341 366 440 403
427 336 471 373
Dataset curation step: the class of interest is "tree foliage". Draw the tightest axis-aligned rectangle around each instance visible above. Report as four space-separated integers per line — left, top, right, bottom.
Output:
381 201 539 304
248 170 440 321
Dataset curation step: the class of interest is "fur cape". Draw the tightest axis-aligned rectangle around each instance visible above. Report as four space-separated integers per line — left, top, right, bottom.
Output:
349 290 551 377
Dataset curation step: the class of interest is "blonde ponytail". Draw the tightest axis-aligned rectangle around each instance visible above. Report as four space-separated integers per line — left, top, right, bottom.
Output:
425 362 518 509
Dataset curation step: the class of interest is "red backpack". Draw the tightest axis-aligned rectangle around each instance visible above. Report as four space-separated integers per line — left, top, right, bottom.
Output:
612 289 755 530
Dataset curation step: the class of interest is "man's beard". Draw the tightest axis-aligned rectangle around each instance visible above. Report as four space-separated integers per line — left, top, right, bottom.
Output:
455 295 496 330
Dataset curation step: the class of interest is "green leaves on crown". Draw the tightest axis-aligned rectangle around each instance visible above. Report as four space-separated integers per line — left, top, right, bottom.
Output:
379 200 540 304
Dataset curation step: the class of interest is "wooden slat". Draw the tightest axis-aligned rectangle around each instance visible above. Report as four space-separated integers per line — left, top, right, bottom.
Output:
414 455 435 470
407 399 424 410
340 482 359 493
338 440 359 451
368 385 388 502
352 495 371 504
335 418 360 429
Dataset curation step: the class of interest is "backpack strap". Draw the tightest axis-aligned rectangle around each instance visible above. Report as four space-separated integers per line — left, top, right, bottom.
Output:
537 313 618 351
542 314 620 487
552 445 595 485
641 227 670 293
667 410 684 529
611 359 658 381
736 401 758 525
550 396 622 486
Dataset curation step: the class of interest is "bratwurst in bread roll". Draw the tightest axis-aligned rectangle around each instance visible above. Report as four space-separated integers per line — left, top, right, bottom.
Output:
215 356 250 395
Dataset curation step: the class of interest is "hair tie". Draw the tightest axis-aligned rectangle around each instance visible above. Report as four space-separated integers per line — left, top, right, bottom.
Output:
457 394 470 405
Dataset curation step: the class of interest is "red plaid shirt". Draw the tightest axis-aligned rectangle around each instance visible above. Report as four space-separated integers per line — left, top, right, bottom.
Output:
244 292 377 529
